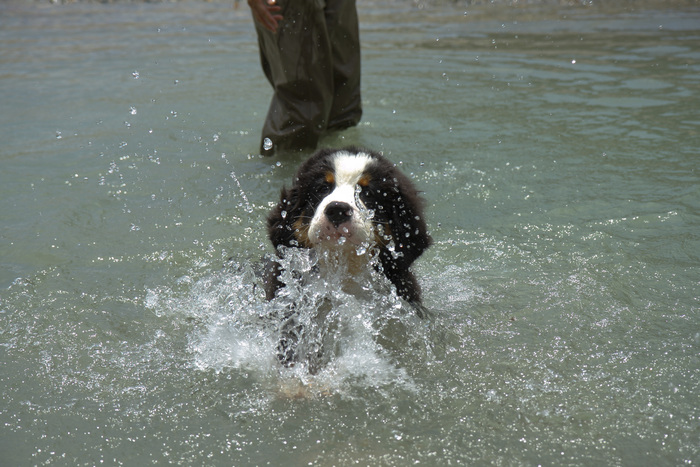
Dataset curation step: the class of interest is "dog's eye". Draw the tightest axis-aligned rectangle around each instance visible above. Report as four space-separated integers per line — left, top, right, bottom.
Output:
318 182 333 195
356 184 371 201
356 184 377 210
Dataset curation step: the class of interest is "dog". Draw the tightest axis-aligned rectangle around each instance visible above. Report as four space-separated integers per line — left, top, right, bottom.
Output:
264 147 432 372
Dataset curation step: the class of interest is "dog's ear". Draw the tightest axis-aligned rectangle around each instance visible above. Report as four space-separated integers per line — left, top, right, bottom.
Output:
387 175 432 268
377 171 432 306
267 185 300 249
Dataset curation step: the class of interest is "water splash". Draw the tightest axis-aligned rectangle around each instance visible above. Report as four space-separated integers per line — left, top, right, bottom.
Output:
229 167 253 214
146 250 427 397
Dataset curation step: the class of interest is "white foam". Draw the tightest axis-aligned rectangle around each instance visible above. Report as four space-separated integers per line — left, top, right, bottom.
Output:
147 252 424 397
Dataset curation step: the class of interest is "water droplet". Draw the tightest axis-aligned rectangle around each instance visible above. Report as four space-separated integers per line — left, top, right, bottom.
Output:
132 70 140 79
263 138 273 151
129 106 137 115
230 170 253 214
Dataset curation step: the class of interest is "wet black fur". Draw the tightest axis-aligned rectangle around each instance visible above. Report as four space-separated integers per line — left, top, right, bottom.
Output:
264 147 431 371
265 147 432 306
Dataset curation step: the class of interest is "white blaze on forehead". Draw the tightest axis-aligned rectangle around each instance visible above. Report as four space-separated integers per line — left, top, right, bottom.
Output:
331 151 374 186
307 150 376 247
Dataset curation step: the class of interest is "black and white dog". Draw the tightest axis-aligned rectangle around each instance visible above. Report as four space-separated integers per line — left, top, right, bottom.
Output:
264 147 432 370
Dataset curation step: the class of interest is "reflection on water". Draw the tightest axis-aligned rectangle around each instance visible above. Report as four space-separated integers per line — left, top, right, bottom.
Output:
1 0 699 465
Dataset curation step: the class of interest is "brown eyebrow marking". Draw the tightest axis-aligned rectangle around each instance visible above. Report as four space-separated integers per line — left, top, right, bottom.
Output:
358 174 371 187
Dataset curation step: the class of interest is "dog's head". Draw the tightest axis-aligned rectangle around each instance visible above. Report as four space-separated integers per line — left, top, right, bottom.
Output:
268 147 431 267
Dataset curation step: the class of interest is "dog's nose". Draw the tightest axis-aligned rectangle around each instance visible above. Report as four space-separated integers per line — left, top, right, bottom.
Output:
324 201 353 227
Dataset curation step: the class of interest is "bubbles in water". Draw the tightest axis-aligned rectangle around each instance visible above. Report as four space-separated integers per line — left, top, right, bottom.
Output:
263 137 273 151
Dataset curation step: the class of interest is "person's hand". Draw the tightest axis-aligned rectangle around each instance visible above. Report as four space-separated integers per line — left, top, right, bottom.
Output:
248 0 283 33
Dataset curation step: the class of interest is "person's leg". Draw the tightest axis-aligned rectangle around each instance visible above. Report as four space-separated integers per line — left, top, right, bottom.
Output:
324 0 362 131
254 0 334 154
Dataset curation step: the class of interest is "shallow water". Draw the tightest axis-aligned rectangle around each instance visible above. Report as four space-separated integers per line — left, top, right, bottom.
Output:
1 0 699 465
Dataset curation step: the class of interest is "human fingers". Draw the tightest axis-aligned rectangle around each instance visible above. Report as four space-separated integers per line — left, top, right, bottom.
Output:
248 0 281 32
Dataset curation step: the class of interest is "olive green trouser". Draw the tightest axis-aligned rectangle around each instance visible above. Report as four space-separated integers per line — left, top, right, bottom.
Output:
253 0 362 154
